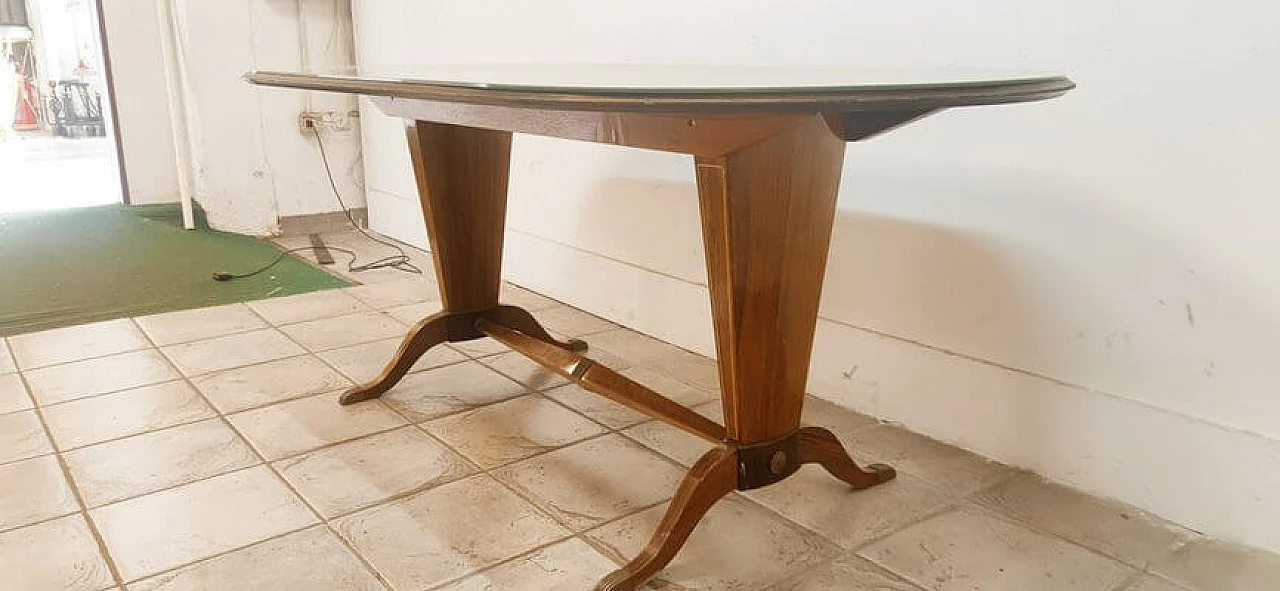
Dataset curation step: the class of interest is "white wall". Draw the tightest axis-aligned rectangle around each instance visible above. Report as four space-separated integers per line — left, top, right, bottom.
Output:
353 1 1280 552
99 0 364 231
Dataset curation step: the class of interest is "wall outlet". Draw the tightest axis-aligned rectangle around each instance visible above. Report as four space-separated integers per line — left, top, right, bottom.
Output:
298 111 323 132
298 110 352 133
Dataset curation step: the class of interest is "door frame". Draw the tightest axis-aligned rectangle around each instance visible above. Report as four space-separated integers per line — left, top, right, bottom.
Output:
91 0 130 204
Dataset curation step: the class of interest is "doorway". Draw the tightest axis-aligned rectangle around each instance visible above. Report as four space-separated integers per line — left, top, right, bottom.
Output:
1 0 123 214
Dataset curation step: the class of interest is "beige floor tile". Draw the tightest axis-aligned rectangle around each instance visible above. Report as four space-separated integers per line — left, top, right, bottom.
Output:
1122 575 1189 591
639 349 722 394
0 409 53 464
544 383 648 430
346 278 440 309
23 349 179 406
800 395 879 438
246 289 370 325
493 434 685 531
776 554 925 590
773 555 926 591
585 328 689 367
0 455 77 531
134 303 268 346
278 311 406 352
384 301 446 325
227 392 406 460
500 283 561 311
317 338 466 384
43 381 215 450
534 305 617 337
424 395 607 468
129 526 383 591
274 426 474 518
974 473 1191 567
858 506 1134 591
0 373 32 414
333 474 569 590
161 329 306 376
449 336 508 358
64 419 259 507
620 402 723 467
381 361 528 422
0 341 15 374
843 425 1009 497
436 537 617 591
0 515 114 591
1151 538 1280 591
191 355 351 414
479 351 570 391
9 318 150 370
91 466 317 582
587 493 841 590
745 466 953 550
619 366 719 408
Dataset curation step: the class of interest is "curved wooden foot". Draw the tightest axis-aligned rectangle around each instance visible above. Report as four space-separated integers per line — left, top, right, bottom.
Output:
338 311 451 405
485 305 588 352
596 447 737 591
796 426 896 489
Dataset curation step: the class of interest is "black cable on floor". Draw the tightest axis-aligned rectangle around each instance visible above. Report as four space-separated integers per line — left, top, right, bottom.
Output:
214 126 423 282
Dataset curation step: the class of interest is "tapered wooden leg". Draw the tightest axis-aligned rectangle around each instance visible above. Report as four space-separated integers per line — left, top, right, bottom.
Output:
797 426 896 489
695 115 847 445
592 116 894 588
410 120 511 312
334 122 586 404
339 311 450 405
596 447 737 591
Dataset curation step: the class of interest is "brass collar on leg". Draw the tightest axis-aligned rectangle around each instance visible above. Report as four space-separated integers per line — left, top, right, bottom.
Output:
733 432 802 491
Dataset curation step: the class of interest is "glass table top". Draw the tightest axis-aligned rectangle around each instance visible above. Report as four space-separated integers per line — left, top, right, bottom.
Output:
287 64 1066 94
247 64 1073 113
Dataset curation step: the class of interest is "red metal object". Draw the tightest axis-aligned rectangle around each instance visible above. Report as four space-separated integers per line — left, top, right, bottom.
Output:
14 75 39 129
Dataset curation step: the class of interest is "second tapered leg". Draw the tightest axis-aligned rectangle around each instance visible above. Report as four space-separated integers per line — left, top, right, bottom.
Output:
595 116 895 589
339 121 517 403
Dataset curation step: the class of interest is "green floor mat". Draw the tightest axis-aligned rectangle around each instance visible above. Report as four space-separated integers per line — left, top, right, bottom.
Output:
0 204 352 337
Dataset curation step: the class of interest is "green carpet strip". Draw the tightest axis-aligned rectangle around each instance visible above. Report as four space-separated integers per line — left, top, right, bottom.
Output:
0 204 351 337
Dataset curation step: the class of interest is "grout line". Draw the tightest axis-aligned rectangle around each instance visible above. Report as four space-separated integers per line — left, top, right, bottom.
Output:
33 374 197 417
5 332 128 587
120 520 330 587
55 421 259 511
418 534 586 591
0 448 58 470
960 491 1183 575
11 344 154 375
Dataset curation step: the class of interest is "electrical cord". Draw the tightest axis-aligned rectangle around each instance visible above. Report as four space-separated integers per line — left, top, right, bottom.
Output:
214 125 423 282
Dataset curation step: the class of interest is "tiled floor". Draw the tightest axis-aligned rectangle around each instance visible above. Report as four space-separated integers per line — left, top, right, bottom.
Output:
2 276 1278 590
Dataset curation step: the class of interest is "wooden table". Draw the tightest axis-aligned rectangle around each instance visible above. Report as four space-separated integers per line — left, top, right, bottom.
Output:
248 65 1072 590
